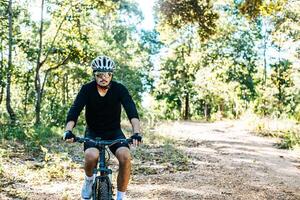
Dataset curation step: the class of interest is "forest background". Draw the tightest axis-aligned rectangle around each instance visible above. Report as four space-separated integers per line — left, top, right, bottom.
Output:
0 0 300 150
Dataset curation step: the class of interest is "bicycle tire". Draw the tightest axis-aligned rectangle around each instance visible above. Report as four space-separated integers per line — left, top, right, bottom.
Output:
93 176 113 200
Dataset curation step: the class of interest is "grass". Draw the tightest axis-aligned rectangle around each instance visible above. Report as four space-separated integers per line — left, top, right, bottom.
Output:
131 123 191 175
132 142 190 175
0 121 192 182
277 131 300 149
0 120 194 199
248 115 300 149
0 123 83 185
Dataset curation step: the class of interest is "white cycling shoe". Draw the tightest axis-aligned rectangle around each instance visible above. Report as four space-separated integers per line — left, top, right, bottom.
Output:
81 177 94 199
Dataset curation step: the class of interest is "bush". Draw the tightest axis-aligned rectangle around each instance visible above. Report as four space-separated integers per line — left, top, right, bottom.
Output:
293 104 300 123
0 124 27 141
278 131 300 149
0 124 62 154
249 114 300 149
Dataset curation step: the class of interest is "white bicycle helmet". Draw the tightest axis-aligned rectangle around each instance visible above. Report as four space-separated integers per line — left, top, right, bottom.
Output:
91 56 115 72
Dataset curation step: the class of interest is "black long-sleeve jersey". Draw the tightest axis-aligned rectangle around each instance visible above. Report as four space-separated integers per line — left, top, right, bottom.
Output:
66 80 139 132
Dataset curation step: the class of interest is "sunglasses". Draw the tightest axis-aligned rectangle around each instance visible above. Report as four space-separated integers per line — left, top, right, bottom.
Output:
94 72 113 78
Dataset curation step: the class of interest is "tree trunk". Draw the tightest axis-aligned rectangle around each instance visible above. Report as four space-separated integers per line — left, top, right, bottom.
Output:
0 39 4 105
35 69 42 125
66 73 69 103
23 70 31 115
0 86 3 105
34 0 45 125
50 81 58 116
234 98 238 119
184 92 189 120
62 73 69 105
263 37 267 84
6 0 16 123
204 103 208 121
62 73 66 105
34 0 71 124
262 17 267 84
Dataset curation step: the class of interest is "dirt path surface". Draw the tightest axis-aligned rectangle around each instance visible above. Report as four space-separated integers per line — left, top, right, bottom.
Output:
1 120 300 200
127 120 300 200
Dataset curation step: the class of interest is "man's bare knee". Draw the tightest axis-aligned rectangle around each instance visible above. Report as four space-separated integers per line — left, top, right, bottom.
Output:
116 148 131 165
85 148 99 163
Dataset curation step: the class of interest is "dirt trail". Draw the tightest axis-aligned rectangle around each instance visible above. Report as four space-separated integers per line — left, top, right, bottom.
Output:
1 120 300 200
128 120 300 200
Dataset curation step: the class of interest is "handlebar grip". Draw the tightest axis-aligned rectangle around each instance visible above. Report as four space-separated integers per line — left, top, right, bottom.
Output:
74 137 82 143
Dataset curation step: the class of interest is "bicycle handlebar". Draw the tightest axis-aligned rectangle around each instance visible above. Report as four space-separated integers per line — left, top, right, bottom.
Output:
74 137 133 146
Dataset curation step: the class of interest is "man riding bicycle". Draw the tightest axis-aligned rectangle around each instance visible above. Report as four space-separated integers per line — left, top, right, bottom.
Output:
63 55 142 200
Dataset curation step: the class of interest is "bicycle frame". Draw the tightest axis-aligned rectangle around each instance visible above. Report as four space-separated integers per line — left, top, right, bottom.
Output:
75 137 132 200
96 143 112 176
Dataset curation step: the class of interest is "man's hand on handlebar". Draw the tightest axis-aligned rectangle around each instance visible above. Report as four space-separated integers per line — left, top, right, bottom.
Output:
63 131 142 146
63 130 76 143
130 133 142 147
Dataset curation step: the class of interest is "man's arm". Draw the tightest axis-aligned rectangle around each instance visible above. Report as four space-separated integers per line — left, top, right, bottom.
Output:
66 85 88 127
130 118 140 134
63 84 88 142
119 84 142 146
65 121 75 131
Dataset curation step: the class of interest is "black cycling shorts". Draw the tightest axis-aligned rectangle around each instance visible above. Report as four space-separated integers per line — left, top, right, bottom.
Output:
84 128 129 155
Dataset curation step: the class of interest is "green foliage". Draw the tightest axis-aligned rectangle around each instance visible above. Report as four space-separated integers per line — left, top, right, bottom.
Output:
114 64 144 104
270 60 294 109
278 131 300 149
253 85 277 117
251 116 300 149
0 124 76 181
0 0 154 126
0 124 62 152
238 0 288 19
0 0 300 126
140 30 163 55
155 0 219 40
294 104 300 122
0 124 27 141
254 60 296 117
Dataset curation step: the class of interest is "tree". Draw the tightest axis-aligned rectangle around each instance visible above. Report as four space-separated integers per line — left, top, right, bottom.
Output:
0 1 7 106
6 0 16 123
25 0 126 124
16 0 152 125
155 0 218 40
237 0 289 84
270 60 294 112
154 0 219 120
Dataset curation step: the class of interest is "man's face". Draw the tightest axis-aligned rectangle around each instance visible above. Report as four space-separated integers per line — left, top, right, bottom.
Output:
94 71 113 87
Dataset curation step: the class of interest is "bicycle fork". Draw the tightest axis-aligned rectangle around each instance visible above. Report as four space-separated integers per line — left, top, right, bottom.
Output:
93 147 114 199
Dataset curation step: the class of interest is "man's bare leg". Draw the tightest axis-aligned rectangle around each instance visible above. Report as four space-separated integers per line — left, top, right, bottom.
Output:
84 147 99 176
115 147 131 192
82 147 99 199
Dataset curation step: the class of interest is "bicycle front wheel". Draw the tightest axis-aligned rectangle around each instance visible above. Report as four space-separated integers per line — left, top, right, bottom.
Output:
93 176 113 200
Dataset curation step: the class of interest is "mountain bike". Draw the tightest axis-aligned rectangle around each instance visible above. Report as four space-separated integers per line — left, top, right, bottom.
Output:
75 137 132 200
